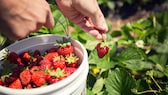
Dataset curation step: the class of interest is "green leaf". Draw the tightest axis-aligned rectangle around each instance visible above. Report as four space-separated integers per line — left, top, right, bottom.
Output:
105 68 136 95
164 65 168 77
87 88 95 95
85 40 99 51
122 59 153 71
89 49 116 70
116 48 146 61
107 1 115 10
92 78 104 94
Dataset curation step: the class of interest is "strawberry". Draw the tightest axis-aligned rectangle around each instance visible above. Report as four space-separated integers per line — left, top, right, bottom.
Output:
48 47 58 53
52 56 66 69
57 43 74 56
31 70 46 87
9 78 22 89
19 69 31 85
64 67 77 76
47 76 60 84
20 51 31 62
0 78 3 85
30 66 41 74
7 52 23 65
39 59 52 69
44 52 58 62
53 60 66 69
65 53 79 68
7 52 19 63
5 77 17 85
26 84 33 89
33 50 41 58
96 42 109 58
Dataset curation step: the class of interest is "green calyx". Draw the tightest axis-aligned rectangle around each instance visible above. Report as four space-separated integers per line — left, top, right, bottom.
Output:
65 53 79 64
100 41 109 48
48 68 66 78
55 37 71 47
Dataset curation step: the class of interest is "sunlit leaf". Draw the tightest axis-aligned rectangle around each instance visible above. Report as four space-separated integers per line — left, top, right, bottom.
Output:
105 68 136 95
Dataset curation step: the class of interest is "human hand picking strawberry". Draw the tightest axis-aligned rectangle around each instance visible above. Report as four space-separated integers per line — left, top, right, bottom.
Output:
55 0 108 40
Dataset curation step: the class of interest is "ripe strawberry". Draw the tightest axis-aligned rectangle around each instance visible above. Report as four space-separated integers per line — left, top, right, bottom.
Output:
53 60 66 69
20 51 31 62
39 59 52 69
31 70 46 87
96 42 109 58
52 56 66 69
26 84 33 89
30 66 41 74
44 52 58 62
47 76 60 84
57 42 74 56
64 67 77 76
19 69 31 85
0 78 3 85
9 78 22 89
65 53 79 68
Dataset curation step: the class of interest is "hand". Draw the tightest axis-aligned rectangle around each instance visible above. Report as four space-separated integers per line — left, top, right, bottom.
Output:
55 0 108 40
0 0 54 40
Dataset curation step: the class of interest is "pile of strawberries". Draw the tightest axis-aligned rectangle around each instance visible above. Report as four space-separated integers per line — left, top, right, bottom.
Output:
0 39 79 89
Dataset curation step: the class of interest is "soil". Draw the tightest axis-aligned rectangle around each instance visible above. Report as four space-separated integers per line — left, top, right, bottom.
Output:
101 1 168 31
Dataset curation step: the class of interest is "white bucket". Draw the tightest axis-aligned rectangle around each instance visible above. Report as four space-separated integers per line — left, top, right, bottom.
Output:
0 34 89 95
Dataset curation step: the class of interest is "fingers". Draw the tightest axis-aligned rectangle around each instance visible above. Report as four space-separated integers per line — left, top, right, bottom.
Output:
73 0 108 33
43 1 54 28
77 18 106 40
44 7 54 28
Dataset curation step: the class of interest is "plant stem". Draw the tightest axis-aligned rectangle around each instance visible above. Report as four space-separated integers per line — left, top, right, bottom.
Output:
150 76 163 91
136 90 159 94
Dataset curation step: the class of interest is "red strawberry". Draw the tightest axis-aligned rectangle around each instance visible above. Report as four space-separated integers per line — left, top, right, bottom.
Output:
39 59 52 69
65 53 79 68
57 42 74 56
0 78 3 85
20 69 31 85
96 42 109 58
31 70 46 87
45 52 58 62
26 84 33 89
20 51 31 62
47 76 60 84
30 66 41 74
52 56 66 69
9 78 22 89
53 60 66 69
64 67 77 76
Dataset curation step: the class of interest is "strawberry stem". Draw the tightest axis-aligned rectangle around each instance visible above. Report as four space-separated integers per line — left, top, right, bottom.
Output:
101 33 106 42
